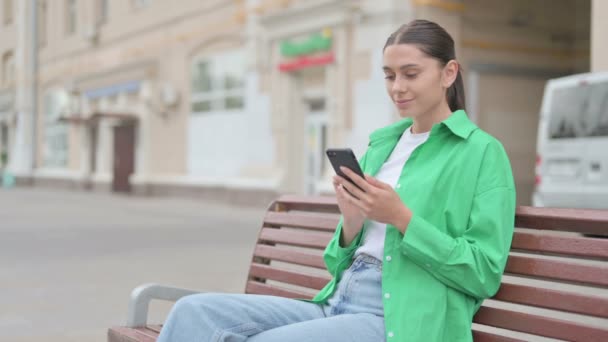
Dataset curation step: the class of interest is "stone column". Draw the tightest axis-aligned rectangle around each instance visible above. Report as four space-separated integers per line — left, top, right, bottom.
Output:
9 0 36 178
591 0 608 72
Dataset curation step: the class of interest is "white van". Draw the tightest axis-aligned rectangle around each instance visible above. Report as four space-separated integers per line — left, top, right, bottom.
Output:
533 72 608 209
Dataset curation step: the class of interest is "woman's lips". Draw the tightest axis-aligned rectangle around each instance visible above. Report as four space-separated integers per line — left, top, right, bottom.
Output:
395 99 414 109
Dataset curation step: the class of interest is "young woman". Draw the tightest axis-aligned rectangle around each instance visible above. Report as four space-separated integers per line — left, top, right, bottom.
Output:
157 19 516 342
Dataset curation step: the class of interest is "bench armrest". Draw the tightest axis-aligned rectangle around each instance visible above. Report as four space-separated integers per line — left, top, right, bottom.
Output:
126 283 203 327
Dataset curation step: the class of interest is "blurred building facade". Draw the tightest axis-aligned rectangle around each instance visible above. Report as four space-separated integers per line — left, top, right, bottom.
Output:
0 0 603 205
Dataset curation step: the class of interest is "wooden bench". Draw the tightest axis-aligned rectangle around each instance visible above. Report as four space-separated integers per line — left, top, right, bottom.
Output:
108 195 608 342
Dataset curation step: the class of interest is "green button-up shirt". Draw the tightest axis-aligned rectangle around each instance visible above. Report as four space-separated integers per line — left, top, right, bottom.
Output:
312 110 516 341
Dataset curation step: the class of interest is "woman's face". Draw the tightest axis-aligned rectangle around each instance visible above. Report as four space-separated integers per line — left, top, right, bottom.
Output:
382 43 453 119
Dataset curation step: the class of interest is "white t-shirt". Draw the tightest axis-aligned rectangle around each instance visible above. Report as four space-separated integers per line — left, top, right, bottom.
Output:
354 126 430 261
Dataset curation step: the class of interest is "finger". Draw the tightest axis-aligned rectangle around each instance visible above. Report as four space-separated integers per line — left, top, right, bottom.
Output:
335 186 345 201
339 184 369 212
334 175 348 184
365 175 392 190
335 175 366 195
332 176 340 187
337 183 353 202
339 177 369 203
340 167 371 192
334 181 348 199
338 181 371 211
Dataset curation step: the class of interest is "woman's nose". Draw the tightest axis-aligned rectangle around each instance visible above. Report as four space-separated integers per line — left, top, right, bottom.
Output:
392 78 407 94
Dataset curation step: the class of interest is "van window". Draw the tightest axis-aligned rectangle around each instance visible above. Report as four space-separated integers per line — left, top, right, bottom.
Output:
548 81 608 139
587 81 608 137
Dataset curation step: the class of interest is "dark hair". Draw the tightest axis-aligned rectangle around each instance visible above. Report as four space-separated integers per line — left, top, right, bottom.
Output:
384 19 465 112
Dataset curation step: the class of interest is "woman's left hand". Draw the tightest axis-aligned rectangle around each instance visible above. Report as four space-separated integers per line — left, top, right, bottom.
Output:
337 167 413 233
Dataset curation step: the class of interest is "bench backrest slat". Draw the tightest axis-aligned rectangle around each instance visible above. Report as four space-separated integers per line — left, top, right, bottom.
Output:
249 263 330 290
264 211 340 232
253 245 326 269
273 195 340 213
245 281 310 299
258 227 332 249
472 330 526 342
505 254 608 286
516 206 608 234
495 280 608 318
244 195 608 341
475 306 608 341
511 230 608 259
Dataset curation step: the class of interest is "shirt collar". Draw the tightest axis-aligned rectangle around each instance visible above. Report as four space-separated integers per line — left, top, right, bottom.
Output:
441 109 477 139
368 109 477 144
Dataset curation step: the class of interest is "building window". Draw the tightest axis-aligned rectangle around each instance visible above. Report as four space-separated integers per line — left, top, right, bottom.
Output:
2 51 14 86
3 0 12 25
96 0 108 26
0 123 8 168
133 0 152 8
65 0 77 35
43 90 69 167
191 50 246 114
39 1 47 47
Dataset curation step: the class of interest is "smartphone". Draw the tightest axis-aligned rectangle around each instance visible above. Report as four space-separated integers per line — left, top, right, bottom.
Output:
326 148 366 193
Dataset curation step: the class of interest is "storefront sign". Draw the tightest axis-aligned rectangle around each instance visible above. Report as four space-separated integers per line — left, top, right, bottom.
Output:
279 53 335 72
278 29 335 72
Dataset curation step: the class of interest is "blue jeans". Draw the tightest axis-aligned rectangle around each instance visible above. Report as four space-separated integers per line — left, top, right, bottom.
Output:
157 254 385 341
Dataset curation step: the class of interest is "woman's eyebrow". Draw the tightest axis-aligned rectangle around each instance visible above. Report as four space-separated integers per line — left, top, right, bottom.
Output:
382 64 419 72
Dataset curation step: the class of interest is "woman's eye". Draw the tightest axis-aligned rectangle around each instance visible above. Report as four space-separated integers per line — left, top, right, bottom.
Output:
384 75 395 80
405 74 418 79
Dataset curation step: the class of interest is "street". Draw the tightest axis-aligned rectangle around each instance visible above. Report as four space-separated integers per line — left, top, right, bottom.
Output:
0 188 266 341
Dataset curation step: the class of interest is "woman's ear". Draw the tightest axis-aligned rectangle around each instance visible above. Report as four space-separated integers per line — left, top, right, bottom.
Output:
442 60 459 88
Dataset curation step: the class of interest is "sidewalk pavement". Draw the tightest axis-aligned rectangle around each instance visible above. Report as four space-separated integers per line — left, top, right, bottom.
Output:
0 187 267 342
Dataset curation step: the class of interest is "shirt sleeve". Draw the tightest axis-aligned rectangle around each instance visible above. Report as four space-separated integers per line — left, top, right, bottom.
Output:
400 141 516 300
323 218 365 276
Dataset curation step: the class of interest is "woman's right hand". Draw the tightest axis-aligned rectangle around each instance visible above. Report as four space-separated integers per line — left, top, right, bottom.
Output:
333 175 366 246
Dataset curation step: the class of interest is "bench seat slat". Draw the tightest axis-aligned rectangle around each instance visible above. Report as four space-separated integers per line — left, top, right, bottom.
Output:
505 254 608 286
494 280 608 318
264 211 339 231
258 228 333 249
245 280 313 299
474 306 608 342
253 245 326 269
512 230 608 259
249 263 330 290
108 327 158 342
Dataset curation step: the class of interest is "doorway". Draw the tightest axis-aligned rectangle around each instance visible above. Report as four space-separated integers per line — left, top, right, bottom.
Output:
304 98 328 194
112 123 136 193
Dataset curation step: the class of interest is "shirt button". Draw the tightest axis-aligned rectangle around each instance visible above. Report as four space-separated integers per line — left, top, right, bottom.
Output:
386 255 392 262
384 293 391 299
426 263 432 268
396 183 401 189
388 332 394 338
